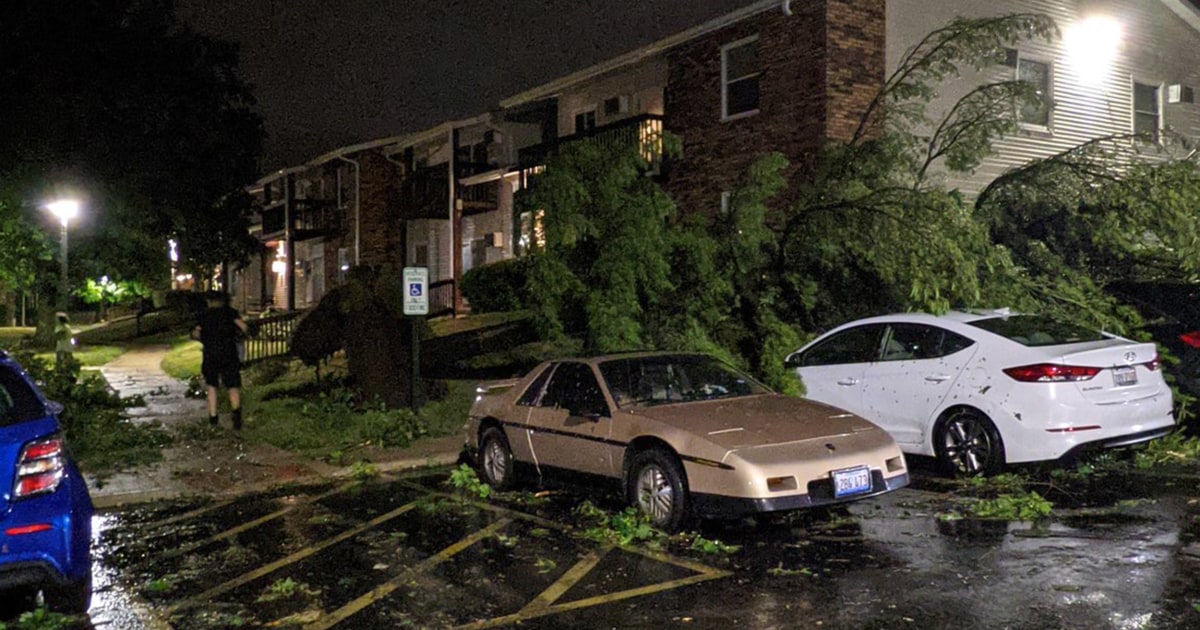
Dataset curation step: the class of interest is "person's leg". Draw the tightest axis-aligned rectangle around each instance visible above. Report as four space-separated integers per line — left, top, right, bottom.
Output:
207 386 219 426
229 387 242 430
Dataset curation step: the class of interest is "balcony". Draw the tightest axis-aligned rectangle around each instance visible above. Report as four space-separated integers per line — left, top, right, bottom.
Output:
518 113 664 174
399 166 450 220
260 199 342 240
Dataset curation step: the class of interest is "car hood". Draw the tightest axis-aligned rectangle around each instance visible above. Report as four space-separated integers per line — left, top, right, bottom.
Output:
626 394 882 450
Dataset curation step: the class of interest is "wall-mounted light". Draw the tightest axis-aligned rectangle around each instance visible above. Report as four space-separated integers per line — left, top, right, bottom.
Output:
1066 16 1122 86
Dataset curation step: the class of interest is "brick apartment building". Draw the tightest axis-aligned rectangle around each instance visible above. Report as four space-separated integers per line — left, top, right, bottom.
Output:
232 0 1200 315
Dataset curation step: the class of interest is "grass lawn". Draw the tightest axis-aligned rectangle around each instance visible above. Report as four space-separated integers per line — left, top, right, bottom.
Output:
160 334 203 379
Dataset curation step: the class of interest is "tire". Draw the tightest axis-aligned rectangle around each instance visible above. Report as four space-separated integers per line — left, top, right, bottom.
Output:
45 574 91 615
478 427 515 491
626 448 689 533
935 408 1006 477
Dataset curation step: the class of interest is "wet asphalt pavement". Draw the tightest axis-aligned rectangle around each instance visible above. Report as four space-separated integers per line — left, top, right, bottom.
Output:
55 463 1200 630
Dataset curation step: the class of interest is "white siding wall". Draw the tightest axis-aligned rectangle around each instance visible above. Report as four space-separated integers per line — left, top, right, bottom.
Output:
888 0 1200 196
557 58 668 136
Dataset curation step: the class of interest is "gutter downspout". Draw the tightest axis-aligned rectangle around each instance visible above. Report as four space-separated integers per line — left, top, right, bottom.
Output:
335 155 362 266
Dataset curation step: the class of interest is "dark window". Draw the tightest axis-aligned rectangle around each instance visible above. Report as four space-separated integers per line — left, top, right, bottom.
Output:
882 324 975 361
574 110 596 134
603 95 627 116
600 354 767 407
969 315 1106 347
0 366 47 427
799 325 885 366
1133 82 1160 140
516 364 555 407
1017 58 1051 126
722 37 760 118
541 362 608 416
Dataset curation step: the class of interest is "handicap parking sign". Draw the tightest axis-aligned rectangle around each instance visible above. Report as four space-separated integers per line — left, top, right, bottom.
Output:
402 267 429 316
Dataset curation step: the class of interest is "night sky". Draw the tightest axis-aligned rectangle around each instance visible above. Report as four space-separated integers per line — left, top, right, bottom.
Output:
177 0 754 171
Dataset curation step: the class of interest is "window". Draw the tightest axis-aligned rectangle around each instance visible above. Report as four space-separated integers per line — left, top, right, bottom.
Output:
722 36 760 120
882 324 974 361
603 95 629 116
0 367 47 427
968 315 1106 347
1016 58 1051 127
517 364 556 407
540 362 608 416
798 325 885 366
574 109 596 134
1133 81 1161 140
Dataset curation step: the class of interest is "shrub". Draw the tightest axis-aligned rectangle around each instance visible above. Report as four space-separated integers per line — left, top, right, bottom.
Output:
461 258 530 313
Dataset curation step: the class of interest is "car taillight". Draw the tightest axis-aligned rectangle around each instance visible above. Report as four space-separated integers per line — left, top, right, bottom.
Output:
1146 355 1161 371
1003 363 1101 382
14 436 66 498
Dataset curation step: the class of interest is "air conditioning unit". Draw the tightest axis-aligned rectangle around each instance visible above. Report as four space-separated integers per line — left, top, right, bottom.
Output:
489 232 505 248
1167 84 1195 104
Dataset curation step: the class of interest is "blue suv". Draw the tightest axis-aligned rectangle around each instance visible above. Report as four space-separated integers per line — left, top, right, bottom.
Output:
0 354 92 614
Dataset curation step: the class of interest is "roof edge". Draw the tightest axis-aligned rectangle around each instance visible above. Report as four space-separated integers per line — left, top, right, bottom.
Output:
499 0 786 109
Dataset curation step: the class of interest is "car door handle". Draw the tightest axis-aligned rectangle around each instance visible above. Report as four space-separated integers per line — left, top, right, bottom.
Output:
836 378 859 386
924 374 951 383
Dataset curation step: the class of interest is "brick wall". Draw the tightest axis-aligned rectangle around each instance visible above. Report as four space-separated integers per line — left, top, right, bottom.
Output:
664 0 884 217
352 151 405 270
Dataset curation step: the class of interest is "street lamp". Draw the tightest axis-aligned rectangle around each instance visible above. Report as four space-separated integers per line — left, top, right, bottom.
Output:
46 199 79 310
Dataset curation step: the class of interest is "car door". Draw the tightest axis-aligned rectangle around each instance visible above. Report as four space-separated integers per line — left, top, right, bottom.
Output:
525 362 616 477
789 324 886 417
860 323 977 447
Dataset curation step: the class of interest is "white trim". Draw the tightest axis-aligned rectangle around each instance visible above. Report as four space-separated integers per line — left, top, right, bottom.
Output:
1161 0 1200 34
721 34 762 121
1130 77 1164 140
1014 53 1054 133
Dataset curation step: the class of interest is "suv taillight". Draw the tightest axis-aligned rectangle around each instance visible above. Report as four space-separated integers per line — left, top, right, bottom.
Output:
1003 363 1101 382
14 436 66 498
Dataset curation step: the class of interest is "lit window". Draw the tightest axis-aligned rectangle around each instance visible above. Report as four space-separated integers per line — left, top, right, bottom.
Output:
722 36 760 120
1133 82 1160 141
1016 58 1051 127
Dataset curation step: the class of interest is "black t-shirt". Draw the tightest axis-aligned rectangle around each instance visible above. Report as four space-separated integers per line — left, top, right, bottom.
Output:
198 305 242 363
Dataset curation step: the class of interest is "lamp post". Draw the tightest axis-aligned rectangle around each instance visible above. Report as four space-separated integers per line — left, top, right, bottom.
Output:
47 200 79 310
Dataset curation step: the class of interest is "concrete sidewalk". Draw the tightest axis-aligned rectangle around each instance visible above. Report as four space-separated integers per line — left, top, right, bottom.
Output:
88 346 462 509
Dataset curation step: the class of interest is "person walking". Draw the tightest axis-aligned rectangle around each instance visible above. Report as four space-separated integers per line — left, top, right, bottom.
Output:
192 292 249 429
54 312 74 370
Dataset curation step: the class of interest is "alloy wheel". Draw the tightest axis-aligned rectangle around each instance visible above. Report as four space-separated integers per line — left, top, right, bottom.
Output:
942 415 993 475
636 464 674 524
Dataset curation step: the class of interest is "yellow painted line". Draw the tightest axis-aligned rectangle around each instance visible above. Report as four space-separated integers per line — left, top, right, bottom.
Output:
518 548 607 614
305 518 513 630
166 500 419 614
141 497 238 529
132 481 360 571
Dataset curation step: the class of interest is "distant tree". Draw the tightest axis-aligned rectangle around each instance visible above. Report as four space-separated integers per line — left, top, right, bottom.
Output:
0 201 54 324
76 276 149 321
0 0 264 289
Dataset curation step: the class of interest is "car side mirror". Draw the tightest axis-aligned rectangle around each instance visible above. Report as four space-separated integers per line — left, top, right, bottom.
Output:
46 400 65 415
784 353 803 369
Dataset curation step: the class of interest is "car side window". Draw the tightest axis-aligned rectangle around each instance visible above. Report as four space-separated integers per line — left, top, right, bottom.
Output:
516 364 556 407
0 366 45 427
540 363 609 417
883 324 974 361
799 325 884 366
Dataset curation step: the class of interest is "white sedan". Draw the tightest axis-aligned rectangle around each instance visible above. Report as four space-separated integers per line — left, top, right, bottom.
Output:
786 310 1177 475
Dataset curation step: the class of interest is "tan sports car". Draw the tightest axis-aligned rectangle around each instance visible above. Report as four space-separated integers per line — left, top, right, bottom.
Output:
465 352 909 531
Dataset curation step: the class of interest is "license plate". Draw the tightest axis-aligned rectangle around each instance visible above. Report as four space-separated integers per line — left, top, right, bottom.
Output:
1113 366 1137 387
831 465 872 498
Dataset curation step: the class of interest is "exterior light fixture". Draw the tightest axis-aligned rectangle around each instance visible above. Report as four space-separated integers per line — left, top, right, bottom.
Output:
1066 16 1121 86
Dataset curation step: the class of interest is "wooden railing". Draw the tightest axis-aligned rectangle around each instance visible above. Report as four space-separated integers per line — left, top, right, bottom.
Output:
429 280 456 317
243 311 303 363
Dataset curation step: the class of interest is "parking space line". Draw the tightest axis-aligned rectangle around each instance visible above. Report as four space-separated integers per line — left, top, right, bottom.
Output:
131 481 360 572
518 548 607 614
305 518 513 630
141 497 238 529
166 499 420 614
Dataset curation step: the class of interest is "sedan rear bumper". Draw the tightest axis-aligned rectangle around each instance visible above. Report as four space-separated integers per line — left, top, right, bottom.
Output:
1058 425 1178 461
690 471 909 518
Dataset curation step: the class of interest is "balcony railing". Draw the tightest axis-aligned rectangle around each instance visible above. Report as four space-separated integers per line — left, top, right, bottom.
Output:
518 113 664 173
400 166 450 220
260 200 341 240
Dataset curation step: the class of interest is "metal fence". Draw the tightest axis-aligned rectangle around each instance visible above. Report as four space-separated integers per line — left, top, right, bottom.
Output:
243 311 303 363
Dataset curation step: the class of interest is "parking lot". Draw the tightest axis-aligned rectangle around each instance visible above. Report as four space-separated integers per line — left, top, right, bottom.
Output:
84 465 1200 629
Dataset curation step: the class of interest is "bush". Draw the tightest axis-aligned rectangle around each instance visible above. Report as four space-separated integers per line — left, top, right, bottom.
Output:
461 258 530 313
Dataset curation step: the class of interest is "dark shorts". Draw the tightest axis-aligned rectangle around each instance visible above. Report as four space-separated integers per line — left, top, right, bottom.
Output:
202 360 242 388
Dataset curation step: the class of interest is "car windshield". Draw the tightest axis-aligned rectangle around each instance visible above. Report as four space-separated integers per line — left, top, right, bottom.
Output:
599 355 769 407
968 315 1107 347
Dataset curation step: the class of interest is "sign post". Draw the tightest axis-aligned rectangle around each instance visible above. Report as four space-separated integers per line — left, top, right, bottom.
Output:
402 267 429 411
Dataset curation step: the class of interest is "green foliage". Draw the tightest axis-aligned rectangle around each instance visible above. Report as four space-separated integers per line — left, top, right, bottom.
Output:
575 502 663 548
1134 430 1200 469
460 258 531 313
682 533 741 555
75 276 149 319
534 557 557 574
144 577 176 594
5 608 74 630
257 577 306 602
967 490 1053 521
447 463 493 500
349 460 379 480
